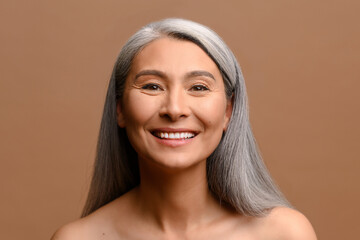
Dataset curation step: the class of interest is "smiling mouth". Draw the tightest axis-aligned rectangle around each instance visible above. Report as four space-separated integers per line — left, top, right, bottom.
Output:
151 131 197 140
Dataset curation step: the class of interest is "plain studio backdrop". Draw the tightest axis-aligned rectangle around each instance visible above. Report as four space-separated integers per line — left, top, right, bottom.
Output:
0 0 359 239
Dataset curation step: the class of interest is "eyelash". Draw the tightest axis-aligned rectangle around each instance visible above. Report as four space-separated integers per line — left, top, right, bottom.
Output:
140 83 209 92
190 84 209 91
141 83 162 91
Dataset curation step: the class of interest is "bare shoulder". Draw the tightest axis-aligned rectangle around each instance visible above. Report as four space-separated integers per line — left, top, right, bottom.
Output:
51 209 118 240
261 207 317 240
50 218 87 240
51 203 123 240
50 191 138 240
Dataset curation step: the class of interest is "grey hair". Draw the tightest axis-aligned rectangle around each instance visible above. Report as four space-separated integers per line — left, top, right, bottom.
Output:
82 18 290 217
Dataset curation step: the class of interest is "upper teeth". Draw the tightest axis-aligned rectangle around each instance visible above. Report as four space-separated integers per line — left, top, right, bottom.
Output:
156 132 195 139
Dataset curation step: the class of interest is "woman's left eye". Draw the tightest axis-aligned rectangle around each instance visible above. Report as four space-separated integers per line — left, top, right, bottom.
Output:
190 84 209 91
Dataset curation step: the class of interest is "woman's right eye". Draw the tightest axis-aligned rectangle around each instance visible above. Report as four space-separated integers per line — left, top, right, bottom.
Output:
141 83 162 91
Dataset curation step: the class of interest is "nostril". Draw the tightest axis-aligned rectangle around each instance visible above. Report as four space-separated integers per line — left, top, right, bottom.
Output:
159 93 191 121
160 112 188 121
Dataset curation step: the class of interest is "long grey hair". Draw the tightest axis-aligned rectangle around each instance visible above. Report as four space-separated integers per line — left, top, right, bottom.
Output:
82 18 290 217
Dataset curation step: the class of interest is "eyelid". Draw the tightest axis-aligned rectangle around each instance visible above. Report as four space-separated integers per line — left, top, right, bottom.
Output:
141 83 164 91
189 83 210 91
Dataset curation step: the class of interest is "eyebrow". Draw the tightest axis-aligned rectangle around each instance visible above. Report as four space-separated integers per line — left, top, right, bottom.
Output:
185 70 216 81
135 70 166 80
134 69 216 81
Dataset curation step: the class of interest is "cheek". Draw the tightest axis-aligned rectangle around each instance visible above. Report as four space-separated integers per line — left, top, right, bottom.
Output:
123 92 157 126
194 96 227 129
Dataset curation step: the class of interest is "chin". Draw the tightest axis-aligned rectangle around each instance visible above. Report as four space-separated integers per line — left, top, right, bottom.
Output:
139 153 207 172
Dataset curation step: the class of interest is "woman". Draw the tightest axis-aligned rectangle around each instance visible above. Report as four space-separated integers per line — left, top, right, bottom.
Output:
52 18 317 239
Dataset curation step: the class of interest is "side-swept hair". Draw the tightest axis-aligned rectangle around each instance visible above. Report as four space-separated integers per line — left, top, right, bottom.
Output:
82 18 290 217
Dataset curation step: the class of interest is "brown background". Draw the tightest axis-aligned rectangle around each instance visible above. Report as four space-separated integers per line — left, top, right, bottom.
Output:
1 0 359 239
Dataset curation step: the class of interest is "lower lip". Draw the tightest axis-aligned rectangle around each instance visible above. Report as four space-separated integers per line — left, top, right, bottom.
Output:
152 135 196 147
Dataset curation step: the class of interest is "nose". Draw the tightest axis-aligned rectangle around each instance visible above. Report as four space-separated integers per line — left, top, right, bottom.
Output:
159 88 191 121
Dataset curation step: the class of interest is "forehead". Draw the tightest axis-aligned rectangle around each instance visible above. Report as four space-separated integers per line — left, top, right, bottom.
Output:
129 37 221 77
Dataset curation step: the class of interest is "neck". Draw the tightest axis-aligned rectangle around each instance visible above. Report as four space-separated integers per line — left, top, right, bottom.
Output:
135 158 225 234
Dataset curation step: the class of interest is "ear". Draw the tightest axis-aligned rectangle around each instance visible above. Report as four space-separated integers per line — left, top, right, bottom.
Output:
116 101 126 128
223 95 233 131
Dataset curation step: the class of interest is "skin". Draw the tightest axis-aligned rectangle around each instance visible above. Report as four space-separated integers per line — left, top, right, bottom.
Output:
51 38 317 240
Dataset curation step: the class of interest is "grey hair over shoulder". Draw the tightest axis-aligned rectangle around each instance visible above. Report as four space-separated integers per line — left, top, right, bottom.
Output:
82 18 290 217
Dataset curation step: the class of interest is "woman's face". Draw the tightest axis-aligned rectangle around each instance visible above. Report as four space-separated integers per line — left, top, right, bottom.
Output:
118 37 232 170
